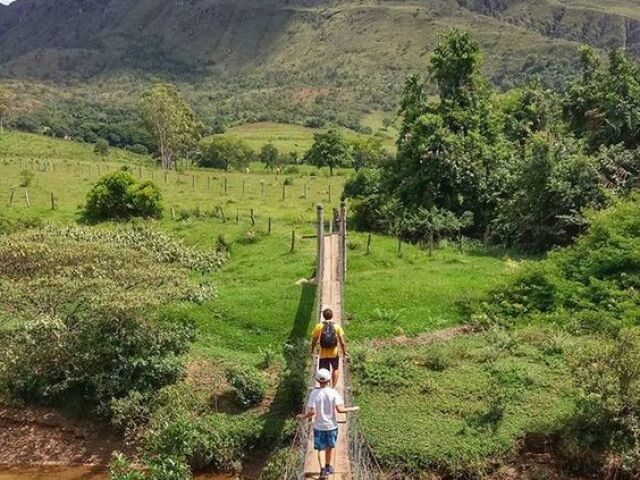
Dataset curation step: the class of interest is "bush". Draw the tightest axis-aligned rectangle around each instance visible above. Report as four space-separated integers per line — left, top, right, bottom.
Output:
0 310 194 418
129 143 149 155
145 411 263 471
225 366 268 407
476 197 640 332
84 169 163 221
566 329 640 474
110 454 192 480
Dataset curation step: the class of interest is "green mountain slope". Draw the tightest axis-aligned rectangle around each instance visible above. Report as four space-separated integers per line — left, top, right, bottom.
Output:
1 0 638 80
0 0 638 129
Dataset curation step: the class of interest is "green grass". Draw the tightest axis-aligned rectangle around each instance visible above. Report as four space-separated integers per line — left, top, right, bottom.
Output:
345 234 509 340
0 131 346 224
351 327 581 476
227 121 397 155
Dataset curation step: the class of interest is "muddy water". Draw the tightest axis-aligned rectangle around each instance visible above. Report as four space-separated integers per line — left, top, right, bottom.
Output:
0 466 236 480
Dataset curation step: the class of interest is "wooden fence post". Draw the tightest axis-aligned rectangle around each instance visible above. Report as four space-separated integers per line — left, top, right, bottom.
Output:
328 184 332 203
282 182 286 201
220 207 227 223
268 217 272 235
50 192 56 210
192 175 196 188
224 177 228 194
366 233 372 255
24 188 30 207
171 207 176 220
236 208 239 224
9 189 15 206
164 172 168 184
242 179 246 197
250 208 256 226
290 229 296 253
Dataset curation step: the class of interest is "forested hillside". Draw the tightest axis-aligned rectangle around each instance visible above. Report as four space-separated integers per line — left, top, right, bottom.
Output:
1 0 639 128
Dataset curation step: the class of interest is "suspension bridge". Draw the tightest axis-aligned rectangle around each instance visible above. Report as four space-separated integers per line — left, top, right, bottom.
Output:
303 203 351 479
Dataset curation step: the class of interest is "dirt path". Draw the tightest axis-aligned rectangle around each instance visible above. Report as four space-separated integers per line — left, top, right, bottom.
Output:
368 325 477 349
304 234 351 479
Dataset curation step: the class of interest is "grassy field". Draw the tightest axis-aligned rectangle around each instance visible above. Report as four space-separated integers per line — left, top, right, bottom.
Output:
351 327 581 476
227 121 397 155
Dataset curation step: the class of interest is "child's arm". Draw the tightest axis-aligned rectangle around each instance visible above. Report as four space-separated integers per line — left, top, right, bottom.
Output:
297 407 315 421
336 404 359 414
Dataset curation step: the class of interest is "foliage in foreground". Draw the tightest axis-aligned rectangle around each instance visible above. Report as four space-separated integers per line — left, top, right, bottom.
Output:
567 329 640 475
351 328 576 477
85 169 163 221
0 227 216 418
225 365 268 407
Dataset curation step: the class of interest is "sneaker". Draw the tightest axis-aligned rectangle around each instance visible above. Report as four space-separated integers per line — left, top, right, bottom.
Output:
319 467 329 479
325 466 335 475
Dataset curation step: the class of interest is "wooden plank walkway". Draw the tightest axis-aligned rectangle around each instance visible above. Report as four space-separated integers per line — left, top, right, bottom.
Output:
303 233 352 479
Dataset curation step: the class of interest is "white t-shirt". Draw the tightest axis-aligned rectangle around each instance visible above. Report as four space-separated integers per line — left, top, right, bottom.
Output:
307 387 344 431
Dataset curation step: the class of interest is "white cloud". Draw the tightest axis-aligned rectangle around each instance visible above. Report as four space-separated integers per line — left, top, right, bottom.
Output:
0 0 16 5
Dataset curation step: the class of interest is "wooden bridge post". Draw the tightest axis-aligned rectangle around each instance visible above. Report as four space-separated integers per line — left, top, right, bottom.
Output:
340 201 347 282
316 204 325 317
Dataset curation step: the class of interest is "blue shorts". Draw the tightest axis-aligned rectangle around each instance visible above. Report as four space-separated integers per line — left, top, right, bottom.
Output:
313 428 338 451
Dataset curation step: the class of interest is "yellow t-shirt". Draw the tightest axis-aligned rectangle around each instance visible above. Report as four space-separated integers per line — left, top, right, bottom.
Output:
312 321 344 359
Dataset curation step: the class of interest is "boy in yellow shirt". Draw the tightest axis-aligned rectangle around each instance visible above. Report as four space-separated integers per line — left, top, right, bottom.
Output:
311 308 346 388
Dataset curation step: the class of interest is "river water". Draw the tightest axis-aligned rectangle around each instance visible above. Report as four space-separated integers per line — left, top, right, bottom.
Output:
0 466 237 480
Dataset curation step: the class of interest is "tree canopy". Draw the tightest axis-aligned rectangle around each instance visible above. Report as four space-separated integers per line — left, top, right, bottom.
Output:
304 129 351 176
198 135 253 171
344 30 639 252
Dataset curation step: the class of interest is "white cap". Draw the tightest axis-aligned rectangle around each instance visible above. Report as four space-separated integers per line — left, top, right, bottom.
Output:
315 368 331 383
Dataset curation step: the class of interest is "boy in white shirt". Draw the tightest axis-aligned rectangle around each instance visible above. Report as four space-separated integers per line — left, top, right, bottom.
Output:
297 368 359 479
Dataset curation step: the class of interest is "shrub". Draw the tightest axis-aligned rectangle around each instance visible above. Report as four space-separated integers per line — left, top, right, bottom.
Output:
566 329 640 474
0 228 219 319
0 213 42 235
129 143 149 155
84 169 163 221
110 454 192 480
225 366 268 407
476 197 640 332
0 310 194 418
144 411 263 471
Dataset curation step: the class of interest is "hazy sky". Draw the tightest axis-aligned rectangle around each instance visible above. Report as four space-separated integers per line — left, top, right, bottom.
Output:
0 0 16 5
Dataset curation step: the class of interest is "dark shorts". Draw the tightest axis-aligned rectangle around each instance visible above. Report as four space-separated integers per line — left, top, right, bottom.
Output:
319 356 339 371
314 428 338 450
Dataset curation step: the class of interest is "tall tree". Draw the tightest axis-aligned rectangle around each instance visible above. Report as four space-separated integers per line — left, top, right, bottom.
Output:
140 84 202 170
0 85 11 134
304 129 351 176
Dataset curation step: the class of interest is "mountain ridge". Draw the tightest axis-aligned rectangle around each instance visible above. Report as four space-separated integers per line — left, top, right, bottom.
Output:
1 0 638 82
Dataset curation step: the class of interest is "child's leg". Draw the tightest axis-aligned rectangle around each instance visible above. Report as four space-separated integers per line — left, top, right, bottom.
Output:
325 447 334 468
331 357 340 387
